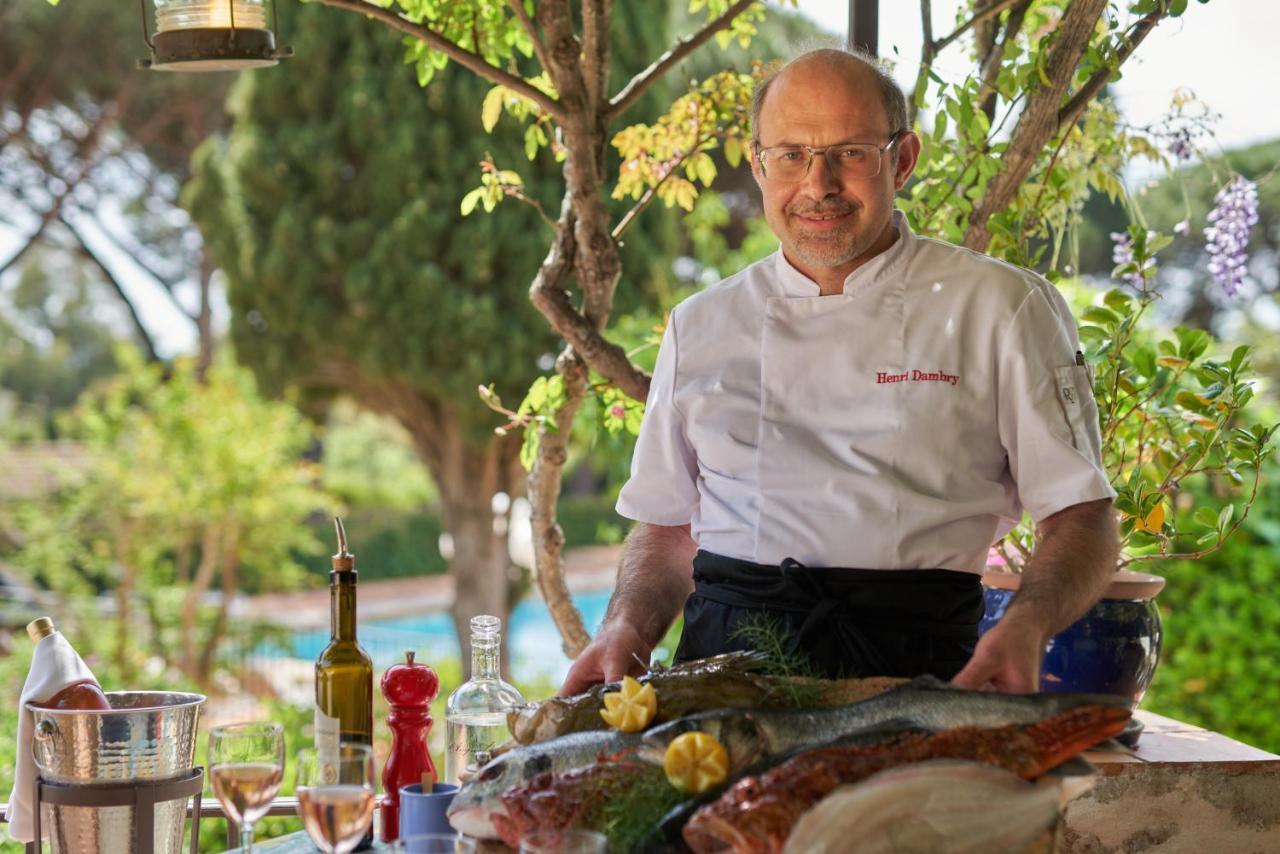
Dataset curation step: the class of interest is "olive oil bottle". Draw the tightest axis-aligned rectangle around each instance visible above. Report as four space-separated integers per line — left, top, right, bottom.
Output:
315 518 374 848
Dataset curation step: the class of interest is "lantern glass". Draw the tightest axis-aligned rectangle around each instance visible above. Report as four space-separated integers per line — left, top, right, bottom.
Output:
154 0 268 33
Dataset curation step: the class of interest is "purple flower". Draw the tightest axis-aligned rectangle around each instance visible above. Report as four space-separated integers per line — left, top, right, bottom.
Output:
1111 231 1148 288
1204 176 1259 297
1168 127 1195 162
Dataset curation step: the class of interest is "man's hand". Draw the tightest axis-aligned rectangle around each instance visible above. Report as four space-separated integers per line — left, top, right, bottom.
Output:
955 499 1118 693
559 621 653 696
951 615 1046 693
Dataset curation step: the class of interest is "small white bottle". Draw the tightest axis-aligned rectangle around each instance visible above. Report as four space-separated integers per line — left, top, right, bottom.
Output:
444 615 525 784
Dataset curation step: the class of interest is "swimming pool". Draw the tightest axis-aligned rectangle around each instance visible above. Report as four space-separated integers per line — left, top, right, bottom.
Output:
283 589 613 686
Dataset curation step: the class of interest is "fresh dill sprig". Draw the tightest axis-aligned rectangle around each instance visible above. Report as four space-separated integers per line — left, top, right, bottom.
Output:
586 765 686 853
730 613 820 679
730 613 825 707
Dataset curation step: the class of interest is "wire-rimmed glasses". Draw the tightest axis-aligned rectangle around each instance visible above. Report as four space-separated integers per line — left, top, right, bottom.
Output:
755 130 907 182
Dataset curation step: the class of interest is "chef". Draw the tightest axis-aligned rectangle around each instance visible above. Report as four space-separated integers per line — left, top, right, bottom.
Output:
562 48 1118 696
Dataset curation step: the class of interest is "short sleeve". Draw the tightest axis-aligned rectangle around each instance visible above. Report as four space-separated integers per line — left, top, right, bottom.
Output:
615 307 700 525
997 282 1117 521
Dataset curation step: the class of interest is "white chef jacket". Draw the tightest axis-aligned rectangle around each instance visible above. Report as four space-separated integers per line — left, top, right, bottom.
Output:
616 211 1115 574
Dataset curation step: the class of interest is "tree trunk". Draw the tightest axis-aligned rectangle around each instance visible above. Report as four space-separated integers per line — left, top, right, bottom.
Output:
182 525 223 680
198 526 239 687
403 416 524 677
195 254 216 381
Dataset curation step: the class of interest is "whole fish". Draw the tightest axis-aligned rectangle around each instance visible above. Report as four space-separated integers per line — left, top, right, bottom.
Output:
781 759 1095 854
640 675 1131 774
640 720 933 853
683 705 1129 853
446 729 643 840
494 757 678 851
510 661 906 745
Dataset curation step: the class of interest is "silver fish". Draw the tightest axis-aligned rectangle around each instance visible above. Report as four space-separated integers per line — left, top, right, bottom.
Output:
446 729 643 839
640 675 1130 773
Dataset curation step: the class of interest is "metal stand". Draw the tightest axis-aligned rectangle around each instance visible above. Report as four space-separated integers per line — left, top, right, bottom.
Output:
30 766 204 854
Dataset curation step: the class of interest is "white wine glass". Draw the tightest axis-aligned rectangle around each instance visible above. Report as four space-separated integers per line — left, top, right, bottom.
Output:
207 722 286 853
295 744 376 854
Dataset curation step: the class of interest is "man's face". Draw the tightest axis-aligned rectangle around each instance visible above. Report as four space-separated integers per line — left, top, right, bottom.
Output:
751 60 919 279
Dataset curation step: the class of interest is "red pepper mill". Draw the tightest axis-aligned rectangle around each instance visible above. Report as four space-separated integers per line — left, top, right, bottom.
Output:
380 649 440 842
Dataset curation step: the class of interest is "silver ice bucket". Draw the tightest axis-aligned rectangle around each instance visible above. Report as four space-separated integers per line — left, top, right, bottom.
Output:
29 691 205 854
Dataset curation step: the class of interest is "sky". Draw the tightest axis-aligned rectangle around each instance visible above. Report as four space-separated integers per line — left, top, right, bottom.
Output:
796 0 1279 153
2 0 1275 358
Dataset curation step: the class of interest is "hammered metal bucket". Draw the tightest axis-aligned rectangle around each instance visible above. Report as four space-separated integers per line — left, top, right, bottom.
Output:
29 691 205 854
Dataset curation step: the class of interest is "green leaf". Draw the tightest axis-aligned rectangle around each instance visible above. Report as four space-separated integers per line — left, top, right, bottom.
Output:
1103 290 1133 312
1229 345 1250 373
459 188 484 216
1218 504 1235 532
519 425 540 471
694 154 717 186
1201 382 1225 400
724 136 743 168
1194 507 1220 528
1170 0 1188 15
1132 346 1157 379
1175 391 1205 411
481 86 505 133
1083 306 1121 326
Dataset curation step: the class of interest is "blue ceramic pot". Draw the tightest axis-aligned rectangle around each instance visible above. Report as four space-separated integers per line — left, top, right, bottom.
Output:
980 572 1163 702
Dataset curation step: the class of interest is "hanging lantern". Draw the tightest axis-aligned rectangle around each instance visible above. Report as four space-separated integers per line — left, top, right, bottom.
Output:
139 0 292 71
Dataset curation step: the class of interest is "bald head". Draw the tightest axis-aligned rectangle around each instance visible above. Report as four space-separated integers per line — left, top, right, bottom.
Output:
750 48 908 145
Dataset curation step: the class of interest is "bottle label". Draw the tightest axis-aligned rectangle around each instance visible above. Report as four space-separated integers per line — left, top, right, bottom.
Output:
315 707 340 784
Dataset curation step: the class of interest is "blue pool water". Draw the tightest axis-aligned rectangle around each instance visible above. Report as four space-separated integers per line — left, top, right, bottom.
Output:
282 589 613 686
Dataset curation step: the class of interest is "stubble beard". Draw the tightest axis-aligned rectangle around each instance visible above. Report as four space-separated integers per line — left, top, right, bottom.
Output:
786 211 874 271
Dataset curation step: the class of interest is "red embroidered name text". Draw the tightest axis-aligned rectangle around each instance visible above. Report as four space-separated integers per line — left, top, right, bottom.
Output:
876 370 960 386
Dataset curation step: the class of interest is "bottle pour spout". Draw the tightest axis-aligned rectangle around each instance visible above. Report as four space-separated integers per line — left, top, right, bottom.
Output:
332 517 355 572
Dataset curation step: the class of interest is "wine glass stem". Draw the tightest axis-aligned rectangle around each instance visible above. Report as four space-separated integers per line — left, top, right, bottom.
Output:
241 820 254 852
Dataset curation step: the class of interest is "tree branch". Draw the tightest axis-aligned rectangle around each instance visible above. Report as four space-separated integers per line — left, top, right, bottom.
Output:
83 209 198 322
581 0 611 111
315 0 564 120
528 207 652 402
59 213 162 362
1058 7 1165 130
0 102 118 278
612 132 715 241
908 0 935 128
505 0 554 77
962 0 1109 251
932 0 1021 54
607 0 755 122
529 348 592 657
977 0 1031 122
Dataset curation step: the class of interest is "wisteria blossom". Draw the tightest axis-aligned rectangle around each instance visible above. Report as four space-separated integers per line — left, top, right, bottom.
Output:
1204 176 1260 296
1111 230 1153 289
1167 127 1195 162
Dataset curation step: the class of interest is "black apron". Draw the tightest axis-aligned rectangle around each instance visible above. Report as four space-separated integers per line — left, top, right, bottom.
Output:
673 551 984 680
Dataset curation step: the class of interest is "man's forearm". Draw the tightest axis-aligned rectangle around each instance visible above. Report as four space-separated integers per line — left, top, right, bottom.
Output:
604 522 698 647
1005 499 1119 638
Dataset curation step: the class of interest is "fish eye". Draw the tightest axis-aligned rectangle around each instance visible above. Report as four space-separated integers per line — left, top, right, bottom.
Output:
478 763 504 783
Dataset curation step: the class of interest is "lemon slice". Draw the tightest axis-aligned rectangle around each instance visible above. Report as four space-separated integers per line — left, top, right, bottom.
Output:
599 675 658 733
663 731 729 794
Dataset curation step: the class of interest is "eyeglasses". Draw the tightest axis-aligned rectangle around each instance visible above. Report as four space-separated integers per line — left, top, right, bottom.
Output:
754 130 907 183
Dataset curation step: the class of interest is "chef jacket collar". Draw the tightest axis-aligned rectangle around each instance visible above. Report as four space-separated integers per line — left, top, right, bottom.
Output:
773 210 916 299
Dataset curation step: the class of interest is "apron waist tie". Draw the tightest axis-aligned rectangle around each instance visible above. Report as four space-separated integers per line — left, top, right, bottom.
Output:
674 551 984 679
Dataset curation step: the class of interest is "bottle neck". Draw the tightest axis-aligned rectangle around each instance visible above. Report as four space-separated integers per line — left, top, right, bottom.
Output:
470 637 499 680
330 571 357 642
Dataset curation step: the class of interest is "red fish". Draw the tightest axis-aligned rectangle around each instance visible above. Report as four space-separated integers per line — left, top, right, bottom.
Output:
683 704 1130 853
